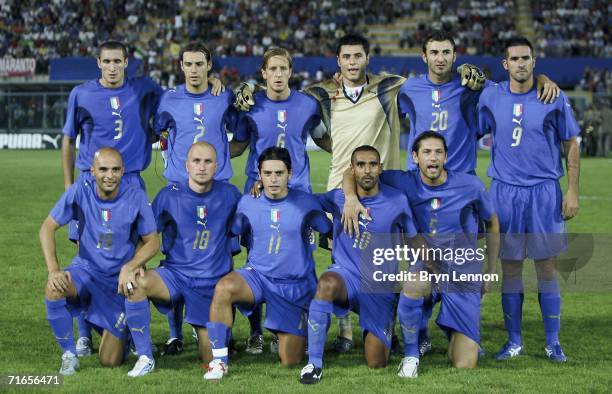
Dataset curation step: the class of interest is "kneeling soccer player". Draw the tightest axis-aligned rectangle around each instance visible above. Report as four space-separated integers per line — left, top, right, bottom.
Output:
124 142 242 376
300 145 417 384
204 147 332 380
343 131 500 376
40 148 159 375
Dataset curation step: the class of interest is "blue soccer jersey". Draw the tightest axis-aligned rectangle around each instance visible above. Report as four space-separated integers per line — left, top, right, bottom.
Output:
234 90 322 191
382 169 493 237
318 185 417 278
49 181 157 276
398 75 493 173
231 190 332 279
63 77 162 174
154 86 236 183
478 81 580 186
152 181 241 279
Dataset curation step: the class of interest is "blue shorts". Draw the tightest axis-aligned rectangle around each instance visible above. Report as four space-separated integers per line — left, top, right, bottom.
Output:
431 287 481 345
69 172 145 242
236 267 316 337
491 179 567 260
65 264 127 341
327 265 397 349
154 266 218 328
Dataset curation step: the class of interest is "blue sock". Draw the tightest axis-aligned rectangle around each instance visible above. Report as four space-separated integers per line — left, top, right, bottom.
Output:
76 311 92 339
538 279 561 345
419 296 433 343
125 299 153 358
501 276 524 345
207 322 230 364
307 299 333 368
167 301 184 340
398 294 423 358
248 304 263 337
46 298 77 354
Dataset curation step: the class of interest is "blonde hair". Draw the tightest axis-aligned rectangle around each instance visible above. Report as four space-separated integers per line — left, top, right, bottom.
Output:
261 47 293 71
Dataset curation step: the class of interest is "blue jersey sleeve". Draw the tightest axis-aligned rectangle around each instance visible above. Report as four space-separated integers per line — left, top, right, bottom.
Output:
315 190 340 216
223 93 239 133
151 188 170 233
135 190 157 235
556 93 581 141
307 206 332 235
154 92 173 136
49 184 80 226
62 87 79 138
398 195 418 237
380 170 406 190
231 199 251 236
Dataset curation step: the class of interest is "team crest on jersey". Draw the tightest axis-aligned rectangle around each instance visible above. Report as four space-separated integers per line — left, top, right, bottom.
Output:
102 209 111 222
513 103 523 117
194 103 204 116
270 208 281 223
432 89 441 103
430 198 441 210
110 97 120 110
197 206 207 220
277 110 287 123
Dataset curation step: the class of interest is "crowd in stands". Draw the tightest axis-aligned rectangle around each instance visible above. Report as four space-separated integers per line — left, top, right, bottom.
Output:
532 0 611 58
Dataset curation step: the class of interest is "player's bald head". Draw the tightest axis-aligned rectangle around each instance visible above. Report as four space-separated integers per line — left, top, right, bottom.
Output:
188 141 217 161
93 147 123 167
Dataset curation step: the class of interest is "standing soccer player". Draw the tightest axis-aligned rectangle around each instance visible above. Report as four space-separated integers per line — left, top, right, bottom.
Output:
40 148 159 375
478 37 580 362
342 131 500 376
230 47 328 353
230 47 329 193
397 30 559 354
299 146 417 384
154 42 236 355
203 147 332 380
61 41 162 356
123 142 242 376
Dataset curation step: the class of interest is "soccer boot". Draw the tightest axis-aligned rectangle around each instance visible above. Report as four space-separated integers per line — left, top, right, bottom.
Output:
545 342 567 362
270 334 279 354
76 336 93 357
245 334 264 355
161 337 183 356
331 336 353 353
397 356 419 378
419 339 432 357
59 351 79 376
495 341 524 360
203 359 228 380
127 355 155 377
300 363 323 384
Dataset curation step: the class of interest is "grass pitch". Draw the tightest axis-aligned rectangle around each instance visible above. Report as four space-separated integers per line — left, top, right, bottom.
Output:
0 149 611 393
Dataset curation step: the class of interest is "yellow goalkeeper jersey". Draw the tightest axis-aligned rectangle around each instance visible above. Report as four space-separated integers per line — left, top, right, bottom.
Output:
304 73 405 190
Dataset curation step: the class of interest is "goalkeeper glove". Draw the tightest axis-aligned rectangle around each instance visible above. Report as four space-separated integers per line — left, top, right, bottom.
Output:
458 63 485 91
233 82 256 111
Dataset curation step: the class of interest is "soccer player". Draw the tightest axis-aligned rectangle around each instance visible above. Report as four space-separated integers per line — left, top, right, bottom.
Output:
478 37 580 362
299 146 417 384
230 47 329 193
203 147 332 380
154 42 237 355
230 47 329 353
397 30 559 355
123 142 242 376
61 41 163 355
341 131 500 376
40 148 159 375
